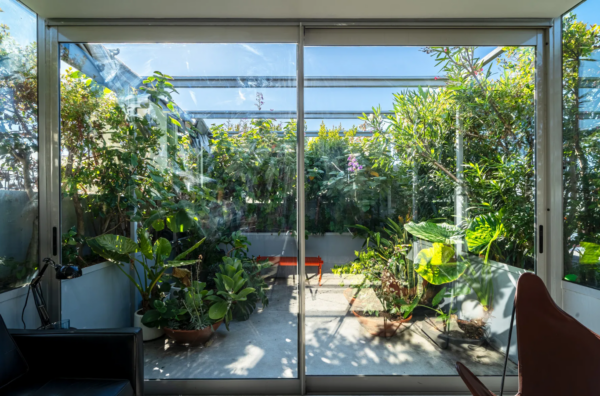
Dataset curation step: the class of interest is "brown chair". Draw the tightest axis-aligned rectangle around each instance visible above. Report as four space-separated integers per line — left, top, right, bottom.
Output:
456 272 600 396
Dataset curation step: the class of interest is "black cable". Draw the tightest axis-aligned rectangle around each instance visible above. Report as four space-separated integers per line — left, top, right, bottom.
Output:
500 292 517 396
21 285 31 329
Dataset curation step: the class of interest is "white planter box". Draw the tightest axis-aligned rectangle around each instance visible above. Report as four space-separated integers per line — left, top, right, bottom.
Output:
61 260 133 329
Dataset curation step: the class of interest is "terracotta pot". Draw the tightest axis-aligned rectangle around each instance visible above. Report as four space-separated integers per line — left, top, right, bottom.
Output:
164 321 223 346
351 310 412 337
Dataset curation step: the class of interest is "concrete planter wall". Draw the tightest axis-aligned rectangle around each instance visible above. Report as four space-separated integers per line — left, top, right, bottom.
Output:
240 232 365 278
61 261 133 329
455 258 529 364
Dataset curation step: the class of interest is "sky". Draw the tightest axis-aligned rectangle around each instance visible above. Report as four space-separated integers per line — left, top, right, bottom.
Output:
0 0 36 46
98 43 500 131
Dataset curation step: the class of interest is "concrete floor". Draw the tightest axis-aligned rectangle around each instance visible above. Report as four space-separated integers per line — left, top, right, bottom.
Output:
144 274 517 379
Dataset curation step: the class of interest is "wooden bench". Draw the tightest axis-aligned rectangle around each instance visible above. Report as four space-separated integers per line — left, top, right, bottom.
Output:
256 256 324 286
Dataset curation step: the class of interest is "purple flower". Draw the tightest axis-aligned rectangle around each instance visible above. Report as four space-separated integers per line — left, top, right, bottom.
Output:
347 154 362 173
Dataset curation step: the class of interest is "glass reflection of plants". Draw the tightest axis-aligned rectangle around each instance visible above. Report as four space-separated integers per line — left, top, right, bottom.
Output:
563 13 600 289
0 23 39 290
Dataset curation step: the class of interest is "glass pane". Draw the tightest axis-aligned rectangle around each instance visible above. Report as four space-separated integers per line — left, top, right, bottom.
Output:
563 4 600 290
0 0 38 293
304 45 534 376
59 42 298 379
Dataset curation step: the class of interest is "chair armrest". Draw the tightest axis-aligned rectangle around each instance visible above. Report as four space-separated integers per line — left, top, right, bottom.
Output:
9 327 143 396
456 362 497 396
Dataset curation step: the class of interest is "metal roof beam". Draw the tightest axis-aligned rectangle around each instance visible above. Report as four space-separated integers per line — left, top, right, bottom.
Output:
187 110 394 119
146 76 448 89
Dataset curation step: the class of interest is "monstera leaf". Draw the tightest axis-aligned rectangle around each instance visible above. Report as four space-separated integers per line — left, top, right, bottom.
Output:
466 213 505 263
88 234 138 264
580 242 600 265
404 221 464 245
414 242 467 285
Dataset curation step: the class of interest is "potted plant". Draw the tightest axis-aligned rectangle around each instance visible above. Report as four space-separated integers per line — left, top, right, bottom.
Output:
88 228 205 340
142 280 226 346
335 218 422 337
141 256 257 345
404 221 485 348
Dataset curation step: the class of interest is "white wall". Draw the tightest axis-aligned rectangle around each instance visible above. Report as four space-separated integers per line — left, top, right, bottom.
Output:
457 259 528 364
562 281 600 335
61 261 133 329
0 286 41 329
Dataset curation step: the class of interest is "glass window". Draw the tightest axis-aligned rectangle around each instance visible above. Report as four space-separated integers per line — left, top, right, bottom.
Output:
563 3 600 290
59 42 298 379
305 45 534 376
0 0 38 293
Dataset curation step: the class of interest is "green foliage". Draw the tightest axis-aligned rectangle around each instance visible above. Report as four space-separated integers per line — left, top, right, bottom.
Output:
0 24 39 286
579 242 600 265
207 257 257 330
404 221 464 245
88 228 204 312
414 243 467 285
466 212 505 264
334 218 422 319
143 281 220 331
562 13 600 288
141 298 187 329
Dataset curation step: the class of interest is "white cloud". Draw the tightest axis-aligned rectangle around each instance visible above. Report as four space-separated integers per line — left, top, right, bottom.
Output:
238 90 246 101
189 91 197 105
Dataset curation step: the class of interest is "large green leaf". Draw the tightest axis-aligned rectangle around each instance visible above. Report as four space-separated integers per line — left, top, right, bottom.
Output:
87 234 138 263
137 228 153 260
165 259 200 268
153 237 172 261
173 238 205 261
404 221 464 244
166 209 192 233
466 213 505 262
209 301 229 320
414 243 467 285
580 242 600 265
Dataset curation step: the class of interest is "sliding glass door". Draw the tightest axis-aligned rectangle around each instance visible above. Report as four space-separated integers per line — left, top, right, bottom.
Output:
302 28 544 393
43 24 545 394
58 39 299 381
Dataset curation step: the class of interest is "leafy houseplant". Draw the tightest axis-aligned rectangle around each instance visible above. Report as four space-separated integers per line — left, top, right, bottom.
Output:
404 221 468 336
142 280 228 345
404 221 468 286
88 228 205 313
334 218 423 336
208 257 257 330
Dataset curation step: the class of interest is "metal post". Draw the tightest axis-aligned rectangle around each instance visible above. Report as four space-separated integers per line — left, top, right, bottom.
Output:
296 22 306 396
37 18 61 324
455 106 466 251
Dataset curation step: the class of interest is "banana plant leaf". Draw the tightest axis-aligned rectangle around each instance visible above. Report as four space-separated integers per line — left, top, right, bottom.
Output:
580 241 600 265
414 243 467 285
404 221 464 245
